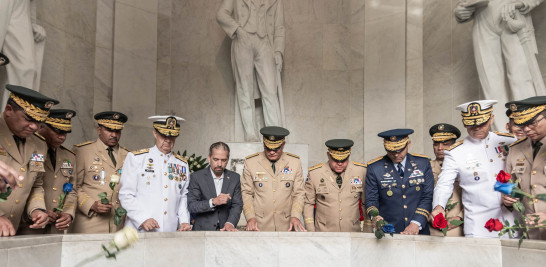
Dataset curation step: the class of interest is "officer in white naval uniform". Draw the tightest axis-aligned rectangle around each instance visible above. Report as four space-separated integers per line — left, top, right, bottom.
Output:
432 100 517 238
119 116 191 232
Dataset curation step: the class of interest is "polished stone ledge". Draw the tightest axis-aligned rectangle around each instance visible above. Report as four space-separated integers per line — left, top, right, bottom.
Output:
0 232 545 266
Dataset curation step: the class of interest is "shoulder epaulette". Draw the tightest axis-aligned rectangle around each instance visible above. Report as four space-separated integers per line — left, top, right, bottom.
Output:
353 161 367 168
246 152 260 159
286 152 300 159
174 153 188 163
131 148 149 155
120 145 129 151
74 141 93 147
509 137 527 147
33 132 45 141
494 131 515 138
308 163 323 172
447 140 464 151
410 153 429 159
367 156 383 165
60 145 75 155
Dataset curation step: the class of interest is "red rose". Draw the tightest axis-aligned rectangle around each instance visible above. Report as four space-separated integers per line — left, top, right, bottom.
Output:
496 170 511 183
432 213 448 229
484 218 504 232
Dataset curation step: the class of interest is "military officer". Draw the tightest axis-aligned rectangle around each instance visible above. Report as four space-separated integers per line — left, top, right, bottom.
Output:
365 129 434 235
504 96 546 240
428 123 464 237
19 109 77 234
303 139 368 232
119 115 191 232
0 85 58 236
241 126 306 232
432 100 517 238
505 109 526 140
72 111 129 233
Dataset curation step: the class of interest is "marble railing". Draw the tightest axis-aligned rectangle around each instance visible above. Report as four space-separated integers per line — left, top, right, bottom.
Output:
1 232 545 267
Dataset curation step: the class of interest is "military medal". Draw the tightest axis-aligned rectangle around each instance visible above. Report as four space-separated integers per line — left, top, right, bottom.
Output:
259 183 263 187
178 184 182 189
286 182 290 188
100 170 106 185
169 174 174 180
93 175 99 180
416 186 420 191
474 171 480 181
387 190 393 197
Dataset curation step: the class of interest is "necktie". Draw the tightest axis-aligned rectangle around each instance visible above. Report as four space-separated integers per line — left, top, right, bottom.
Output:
533 141 543 159
397 163 404 179
13 135 24 154
336 175 342 188
107 147 117 166
48 148 56 170
271 162 276 173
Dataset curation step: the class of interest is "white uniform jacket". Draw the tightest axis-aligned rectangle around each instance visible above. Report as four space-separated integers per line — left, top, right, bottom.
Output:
433 132 516 238
119 146 190 232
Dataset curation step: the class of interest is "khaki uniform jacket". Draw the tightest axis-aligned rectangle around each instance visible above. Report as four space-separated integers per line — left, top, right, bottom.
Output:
0 115 47 232
241 152 304 231
19 143 77 235
303 161 367 232
505 137 546 240
71 139 128 233
429 159 464 237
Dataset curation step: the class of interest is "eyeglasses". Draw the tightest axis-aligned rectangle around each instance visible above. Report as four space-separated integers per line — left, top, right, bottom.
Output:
521 116 545 129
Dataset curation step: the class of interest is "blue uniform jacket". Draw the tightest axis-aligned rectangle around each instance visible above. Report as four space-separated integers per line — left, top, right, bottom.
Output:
365 153 434 234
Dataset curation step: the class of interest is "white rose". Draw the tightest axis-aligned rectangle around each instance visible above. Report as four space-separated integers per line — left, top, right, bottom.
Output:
197 164 201 168
110 174 120 184
113 227 139 249
190 157 195 161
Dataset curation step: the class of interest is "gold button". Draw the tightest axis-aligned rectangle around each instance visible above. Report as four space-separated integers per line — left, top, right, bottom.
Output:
534 199 538 203
402 185 406 189
20 167 25 172
532 185 537 189
116 201 119 204
494 173 497 177
273 190 276 192
10 214 14 218
532 171 537 175
164 172 167 176
339 208 342 212
54 175 57 179
273 179 276 182
339 200 342 202
405 217 408 221
164 185 168 188
18 183 23 188
339 217 342 220
404 205 407 209
164 198 168 201
403 195 406 199
164 211 167 215
15 200 19 204
490 159 493 162
53 187 57 191
273 200 276 203
486 145 488 148
116 190 119 193
53 199 57 203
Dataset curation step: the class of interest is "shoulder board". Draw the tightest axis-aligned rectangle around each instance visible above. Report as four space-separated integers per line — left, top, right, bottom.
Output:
286 152 300 159
174 153 188 163
120 145 129 152
33 132 45 141
509 137 527 147
74 141 94 147
447 140 464 151
131 148 149 155
367 156 383 165
60 145 75 155
494 131 515 138
308 163 323 172
410 153 429 159
353 161 367 168
246 152 260 159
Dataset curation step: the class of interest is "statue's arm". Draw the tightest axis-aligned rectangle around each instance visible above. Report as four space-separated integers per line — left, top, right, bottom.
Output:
519 0 544 14
216 0 240 39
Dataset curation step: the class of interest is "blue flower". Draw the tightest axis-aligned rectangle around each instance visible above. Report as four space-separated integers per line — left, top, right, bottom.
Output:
494 181 516 195
63 183 73 193
382 224 395 234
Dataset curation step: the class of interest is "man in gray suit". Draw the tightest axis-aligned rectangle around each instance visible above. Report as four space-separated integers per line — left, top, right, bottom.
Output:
188 142 243 231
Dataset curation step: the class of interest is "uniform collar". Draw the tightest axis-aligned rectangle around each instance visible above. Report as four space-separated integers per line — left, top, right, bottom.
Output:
97 138 119 152
151 145 172 158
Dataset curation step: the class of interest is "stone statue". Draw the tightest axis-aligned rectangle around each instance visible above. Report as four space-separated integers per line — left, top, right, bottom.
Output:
0 0 45 110
217 0 285 141
454 0 545 130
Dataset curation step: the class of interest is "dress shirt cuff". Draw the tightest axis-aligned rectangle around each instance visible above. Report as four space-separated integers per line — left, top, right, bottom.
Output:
411 220 422 230
209 199 215 209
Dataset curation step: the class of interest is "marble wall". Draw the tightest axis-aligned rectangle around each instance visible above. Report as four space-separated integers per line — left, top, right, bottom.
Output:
21 1 546 165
